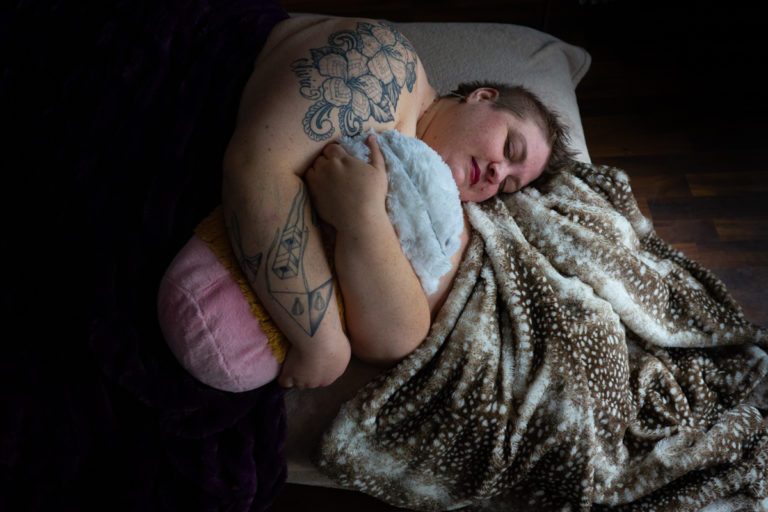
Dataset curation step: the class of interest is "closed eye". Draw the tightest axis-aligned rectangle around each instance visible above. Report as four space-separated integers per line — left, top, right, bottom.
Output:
497 177 511 196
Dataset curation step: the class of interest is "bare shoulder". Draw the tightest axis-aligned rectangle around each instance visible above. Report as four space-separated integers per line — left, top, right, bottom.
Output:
280 16 424 140
226 16 432 176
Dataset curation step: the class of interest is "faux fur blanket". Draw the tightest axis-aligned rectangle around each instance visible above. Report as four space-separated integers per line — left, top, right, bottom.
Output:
340 130 464 295
316 163 768 511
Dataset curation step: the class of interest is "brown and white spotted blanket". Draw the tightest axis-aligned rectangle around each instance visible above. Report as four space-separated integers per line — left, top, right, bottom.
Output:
315 163 768 511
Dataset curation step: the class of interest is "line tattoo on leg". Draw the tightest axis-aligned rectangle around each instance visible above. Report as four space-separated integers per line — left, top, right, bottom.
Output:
266 183 333 336
231 212 263 276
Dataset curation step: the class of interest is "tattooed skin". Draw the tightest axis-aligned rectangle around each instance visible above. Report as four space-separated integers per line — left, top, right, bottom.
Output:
290 20 418 141
266 183 333 336
231 213 263 276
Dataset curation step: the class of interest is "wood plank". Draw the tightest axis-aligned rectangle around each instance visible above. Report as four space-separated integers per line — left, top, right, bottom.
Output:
654 218 719 245
578 93 691 118
594 151 766 177
628 172 691 200
688 121 768 153
710 267 768 327
668 242 700 264
647 196 768 221
577 63 691 103
583 115 694 159
687 172 768 197
714 217 768 242
635 198 653 224
683 241 768 269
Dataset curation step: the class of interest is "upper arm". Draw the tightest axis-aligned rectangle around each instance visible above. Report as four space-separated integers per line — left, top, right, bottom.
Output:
223 17 424 181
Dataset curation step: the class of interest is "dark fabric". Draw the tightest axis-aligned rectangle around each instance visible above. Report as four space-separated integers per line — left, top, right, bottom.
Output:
1 1 290 510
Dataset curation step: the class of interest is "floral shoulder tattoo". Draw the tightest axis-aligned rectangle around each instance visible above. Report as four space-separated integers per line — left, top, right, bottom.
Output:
290 21 418 141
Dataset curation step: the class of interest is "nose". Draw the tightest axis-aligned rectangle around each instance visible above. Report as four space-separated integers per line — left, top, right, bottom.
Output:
487 162 509 184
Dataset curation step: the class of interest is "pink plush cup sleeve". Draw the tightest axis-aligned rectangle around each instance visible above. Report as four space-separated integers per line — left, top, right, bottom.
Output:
157 234 280 392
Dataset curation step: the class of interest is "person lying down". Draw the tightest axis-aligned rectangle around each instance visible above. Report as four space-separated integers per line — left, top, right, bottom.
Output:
222 17 578 389
234 82 574 389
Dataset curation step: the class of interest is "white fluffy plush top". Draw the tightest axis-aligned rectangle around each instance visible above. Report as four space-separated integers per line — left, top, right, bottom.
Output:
339 130 464 295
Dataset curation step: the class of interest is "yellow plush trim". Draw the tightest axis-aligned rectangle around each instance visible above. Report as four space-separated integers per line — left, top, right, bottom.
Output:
194 206 345 364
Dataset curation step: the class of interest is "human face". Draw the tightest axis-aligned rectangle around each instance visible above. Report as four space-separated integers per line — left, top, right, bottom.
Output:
419 88 551 202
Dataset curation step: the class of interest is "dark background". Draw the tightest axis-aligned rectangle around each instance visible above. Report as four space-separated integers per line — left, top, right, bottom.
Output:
271 0 767 510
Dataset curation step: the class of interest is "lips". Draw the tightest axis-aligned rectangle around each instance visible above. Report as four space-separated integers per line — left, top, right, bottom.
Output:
470 158 480 185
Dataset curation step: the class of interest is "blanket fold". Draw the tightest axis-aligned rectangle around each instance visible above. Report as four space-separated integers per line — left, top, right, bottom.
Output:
316 162 768 511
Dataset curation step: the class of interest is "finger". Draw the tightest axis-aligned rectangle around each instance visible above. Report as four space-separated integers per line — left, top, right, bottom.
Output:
366 134 386 171
278 374 293 388
322 142 347 159
277 366 294 388
304 166 318 186
308 153 330 175
311 152 328 168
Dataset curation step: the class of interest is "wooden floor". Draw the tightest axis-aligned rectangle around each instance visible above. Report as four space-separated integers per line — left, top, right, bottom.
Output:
271 1 767 510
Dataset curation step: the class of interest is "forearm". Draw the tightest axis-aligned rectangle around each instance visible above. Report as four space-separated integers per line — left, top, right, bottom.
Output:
215 15 431 386
334 210 431 366
223 167 348 374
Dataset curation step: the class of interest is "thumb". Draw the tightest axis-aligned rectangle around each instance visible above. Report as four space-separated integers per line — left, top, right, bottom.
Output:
366 134 386 172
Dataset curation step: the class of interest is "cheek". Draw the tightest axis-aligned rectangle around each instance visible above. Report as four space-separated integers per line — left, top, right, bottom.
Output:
458 186 490 203
449 163 468 198
425 135 450 164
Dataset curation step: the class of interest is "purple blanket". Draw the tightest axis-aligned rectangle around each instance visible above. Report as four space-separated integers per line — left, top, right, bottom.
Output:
1 1 289 510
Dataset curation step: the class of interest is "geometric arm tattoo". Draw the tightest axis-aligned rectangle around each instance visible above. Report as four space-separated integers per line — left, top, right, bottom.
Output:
231 212 263 277
265 183 333 336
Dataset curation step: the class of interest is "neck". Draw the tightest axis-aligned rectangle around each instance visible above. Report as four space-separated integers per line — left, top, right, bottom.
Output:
416 92 450 140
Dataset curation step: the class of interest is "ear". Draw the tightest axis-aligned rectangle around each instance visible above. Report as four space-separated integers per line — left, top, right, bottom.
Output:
466 87 500 103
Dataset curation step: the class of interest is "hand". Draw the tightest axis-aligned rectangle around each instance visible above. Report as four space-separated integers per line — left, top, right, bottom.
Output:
305 134 388 233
